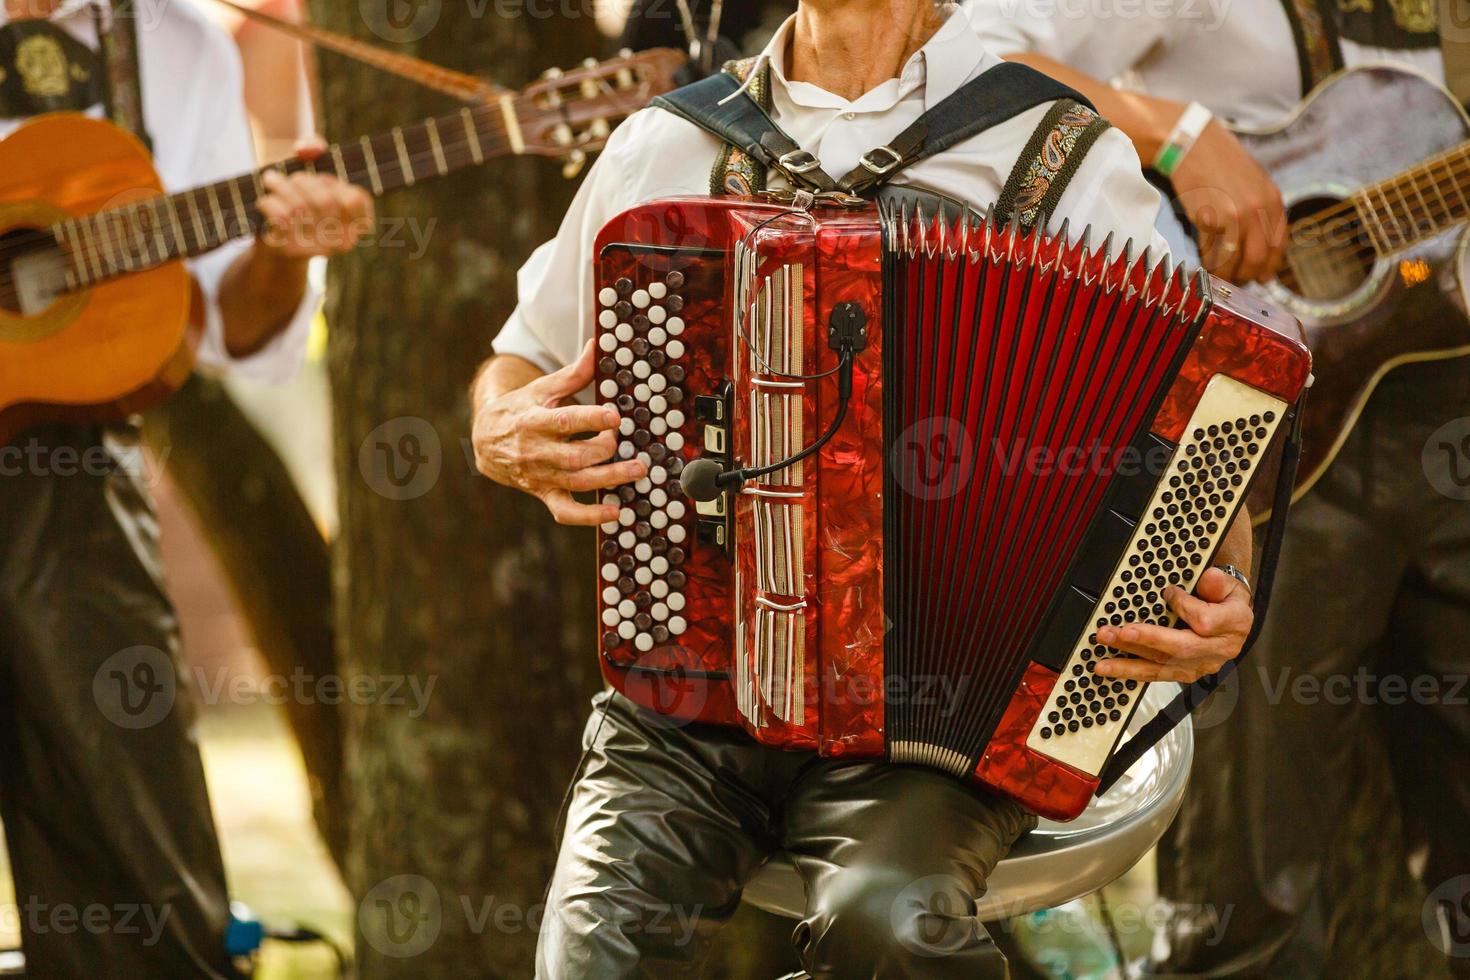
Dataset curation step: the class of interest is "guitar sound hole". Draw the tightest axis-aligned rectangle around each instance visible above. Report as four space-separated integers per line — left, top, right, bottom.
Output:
1281 195 1376 303
0 226 68 316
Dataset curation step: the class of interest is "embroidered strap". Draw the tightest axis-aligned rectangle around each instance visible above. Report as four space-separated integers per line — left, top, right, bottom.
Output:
994 99 1111 231
711 57 774 195
657 58 1092 204
1278 0 1344 96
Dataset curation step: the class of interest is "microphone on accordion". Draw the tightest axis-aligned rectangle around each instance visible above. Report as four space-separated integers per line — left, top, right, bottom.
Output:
590 195 1311 821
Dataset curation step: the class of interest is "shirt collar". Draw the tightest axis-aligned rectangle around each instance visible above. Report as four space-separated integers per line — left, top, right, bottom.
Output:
761 4 989 114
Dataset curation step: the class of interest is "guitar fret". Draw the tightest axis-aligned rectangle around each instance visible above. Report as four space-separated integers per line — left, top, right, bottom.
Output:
105 211 132 271
1450 151 1470 213
461 108 484 164
425 117 448 176
184 190 207 254
163 195 188 261
204 182 230 244
146 199 168 263
227 177 250 237
331 144 349 183
56 222 94 287
1354 195 1392 255
392 127 415 186
1429 172 1454 222
360 135 383 195
124 203 150 267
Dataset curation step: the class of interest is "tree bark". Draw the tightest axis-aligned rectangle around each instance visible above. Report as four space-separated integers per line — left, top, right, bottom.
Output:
307 8 606 975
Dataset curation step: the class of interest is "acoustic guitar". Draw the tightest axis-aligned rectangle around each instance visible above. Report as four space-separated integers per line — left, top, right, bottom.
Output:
1236 64 1470 500
0 47 685 444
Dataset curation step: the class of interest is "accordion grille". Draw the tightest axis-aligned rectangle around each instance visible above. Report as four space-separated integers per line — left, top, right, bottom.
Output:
878 212 1209 772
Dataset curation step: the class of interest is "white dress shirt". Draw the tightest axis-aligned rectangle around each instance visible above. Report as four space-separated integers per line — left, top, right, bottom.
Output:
966 0 1445 129
493 5 1168 374
0 0 317 383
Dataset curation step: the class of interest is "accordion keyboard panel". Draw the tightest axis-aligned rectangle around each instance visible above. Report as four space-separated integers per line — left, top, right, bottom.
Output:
595 269 693 657
1026 373 1289 776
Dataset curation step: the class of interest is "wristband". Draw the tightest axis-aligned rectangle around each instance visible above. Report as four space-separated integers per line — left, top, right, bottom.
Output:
1213 563 1252 597
1153 101 1213 178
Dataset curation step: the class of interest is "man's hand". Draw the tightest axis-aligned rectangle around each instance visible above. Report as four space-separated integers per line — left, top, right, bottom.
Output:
255 138 375 258
1092 567 1253 683
1170 121 1287 285
472 341 648 525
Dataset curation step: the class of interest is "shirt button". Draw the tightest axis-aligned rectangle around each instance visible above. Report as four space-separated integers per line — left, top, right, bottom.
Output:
844 112 856 121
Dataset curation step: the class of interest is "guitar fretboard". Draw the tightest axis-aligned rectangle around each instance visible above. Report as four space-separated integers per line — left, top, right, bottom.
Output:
1351 141 1470 255
51 100 516 291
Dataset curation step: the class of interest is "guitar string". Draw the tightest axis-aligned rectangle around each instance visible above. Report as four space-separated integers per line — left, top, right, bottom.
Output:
4 123 517 302
2 65 656 293
1279 145 1470 270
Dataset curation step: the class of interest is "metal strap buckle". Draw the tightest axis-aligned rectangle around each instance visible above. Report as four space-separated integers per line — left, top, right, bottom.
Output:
776 149 824 174
859 145 903 176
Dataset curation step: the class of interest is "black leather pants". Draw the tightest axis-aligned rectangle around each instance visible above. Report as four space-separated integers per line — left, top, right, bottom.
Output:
1154 356 1470 977
0 424 241 979
538 689 1037 979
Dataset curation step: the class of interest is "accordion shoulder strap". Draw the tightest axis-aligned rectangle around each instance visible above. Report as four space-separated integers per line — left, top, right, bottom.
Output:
653 58 1096 205
652 60 840 195
993 98 1112 231
834 62 1089 196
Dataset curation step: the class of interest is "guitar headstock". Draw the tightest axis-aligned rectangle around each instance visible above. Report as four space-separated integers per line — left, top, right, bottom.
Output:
515 47 688 176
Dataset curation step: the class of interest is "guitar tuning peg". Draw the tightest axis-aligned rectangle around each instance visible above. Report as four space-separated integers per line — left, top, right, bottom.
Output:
583 57 599 68
552 123 574 146
541 66 564 79
588 118 611 139
562 149 587 179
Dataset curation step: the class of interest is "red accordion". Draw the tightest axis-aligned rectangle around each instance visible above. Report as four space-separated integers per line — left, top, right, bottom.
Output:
591 196 1311 820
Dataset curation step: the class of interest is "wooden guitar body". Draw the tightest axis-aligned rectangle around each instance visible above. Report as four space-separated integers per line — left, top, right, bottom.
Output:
0 113 190 444
1236 65 1470 498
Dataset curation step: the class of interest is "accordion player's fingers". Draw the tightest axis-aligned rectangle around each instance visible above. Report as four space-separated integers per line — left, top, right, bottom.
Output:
558 459 649 494
529 402 620 438
1087 658 1209 685
537 488 615 527
532 427 623 474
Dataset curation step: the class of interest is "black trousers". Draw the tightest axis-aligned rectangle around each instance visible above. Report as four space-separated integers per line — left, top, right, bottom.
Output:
1155 356 1470 976
0 424 240 978
539 690 1037 978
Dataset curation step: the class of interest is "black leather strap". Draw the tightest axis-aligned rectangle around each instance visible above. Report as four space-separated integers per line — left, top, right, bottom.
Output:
838 62 1090 195
655 61 1091 198
652 71 838 193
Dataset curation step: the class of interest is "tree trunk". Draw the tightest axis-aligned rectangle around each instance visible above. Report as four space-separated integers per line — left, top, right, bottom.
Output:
309 9 798 974
307 8 605 975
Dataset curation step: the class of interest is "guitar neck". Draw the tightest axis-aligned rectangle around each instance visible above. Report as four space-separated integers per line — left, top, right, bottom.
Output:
53 100 516 289
1351 140 1470 255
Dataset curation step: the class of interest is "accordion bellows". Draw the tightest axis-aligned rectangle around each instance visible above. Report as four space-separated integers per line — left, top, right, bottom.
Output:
592 197 1310 820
